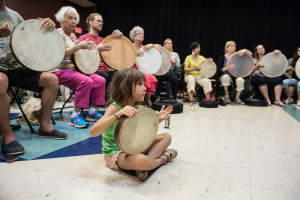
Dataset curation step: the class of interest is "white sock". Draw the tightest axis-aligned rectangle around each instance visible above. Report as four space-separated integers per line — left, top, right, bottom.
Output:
89 107 97 114
71 111 80 118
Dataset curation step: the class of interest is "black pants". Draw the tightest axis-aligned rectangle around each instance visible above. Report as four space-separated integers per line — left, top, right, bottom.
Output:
156 74 179 98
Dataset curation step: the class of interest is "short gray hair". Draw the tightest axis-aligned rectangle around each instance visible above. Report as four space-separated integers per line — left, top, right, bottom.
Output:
55 6 80 24
129 26 144 42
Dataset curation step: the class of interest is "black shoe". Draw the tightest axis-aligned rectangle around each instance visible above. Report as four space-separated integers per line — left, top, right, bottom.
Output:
37 129 68 140
2 140 25 155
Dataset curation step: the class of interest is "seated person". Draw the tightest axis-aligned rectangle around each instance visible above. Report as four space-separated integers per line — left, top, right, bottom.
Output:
129 26 158 107
217 41 251 105
52 6 106 128
283 46 300 106
250 44 285 106
156 38 180 101
0 1 68 155
79 13 122 89
184 42 214 105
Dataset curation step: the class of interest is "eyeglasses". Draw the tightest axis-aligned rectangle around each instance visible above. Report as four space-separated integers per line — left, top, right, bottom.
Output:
93 20 104 24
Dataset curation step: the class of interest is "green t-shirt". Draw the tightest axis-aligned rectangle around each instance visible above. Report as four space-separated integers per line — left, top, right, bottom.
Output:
184 55 206 76
102 102 122 156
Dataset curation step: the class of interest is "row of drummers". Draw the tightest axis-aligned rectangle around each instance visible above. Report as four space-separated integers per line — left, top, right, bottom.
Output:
182 41 300 107
11 17 300 110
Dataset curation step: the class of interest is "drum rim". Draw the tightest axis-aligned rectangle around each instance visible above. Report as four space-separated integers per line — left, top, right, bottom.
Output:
260 52 288 78
198 60 217 78
100 34 137 71
154 47 172 76
136 47 163 75
295 57 300 79
228 52 254 78
10 19 65 72
73 48 100 75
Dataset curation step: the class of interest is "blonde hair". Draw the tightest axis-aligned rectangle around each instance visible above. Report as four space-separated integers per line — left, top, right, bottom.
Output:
163 38 173 52
55 6 79 24
86 13 102 31
224 41 236 54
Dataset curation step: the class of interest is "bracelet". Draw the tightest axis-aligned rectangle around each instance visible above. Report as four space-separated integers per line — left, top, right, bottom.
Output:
114 113 119 120
74 45 77 51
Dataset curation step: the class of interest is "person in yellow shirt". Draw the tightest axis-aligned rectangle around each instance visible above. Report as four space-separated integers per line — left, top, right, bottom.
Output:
184 42 214 105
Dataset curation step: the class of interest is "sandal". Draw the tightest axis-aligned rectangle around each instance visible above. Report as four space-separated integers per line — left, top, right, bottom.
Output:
160 149 178 165
224 94 231 103
234 98 245 105
274 100 286 107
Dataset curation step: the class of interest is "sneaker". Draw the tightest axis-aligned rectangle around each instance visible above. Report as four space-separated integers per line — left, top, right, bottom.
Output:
285 98 294 104
2 140 25 155
136 170 148 181
297 100 300 106
86 111 103 122
69 115 88 128
37 129 68 140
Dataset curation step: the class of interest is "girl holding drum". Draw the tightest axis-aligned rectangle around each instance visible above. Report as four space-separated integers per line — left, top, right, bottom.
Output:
90 68 177 181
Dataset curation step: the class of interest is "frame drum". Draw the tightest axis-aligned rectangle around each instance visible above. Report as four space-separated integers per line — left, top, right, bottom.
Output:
74 48 100 74
154 47 171 76
136 47 162 74
260 52 288 77
295 58 300 79
100 35 137 70
228 52 254 78
199 60 217 78
10 19 65 71
114 105 159 155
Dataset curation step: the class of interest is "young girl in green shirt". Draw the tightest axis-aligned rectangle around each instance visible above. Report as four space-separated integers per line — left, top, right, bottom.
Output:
90 68 177 181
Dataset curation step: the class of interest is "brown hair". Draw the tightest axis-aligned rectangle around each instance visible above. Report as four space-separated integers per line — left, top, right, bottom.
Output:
253 44 263 61
107 68 145 107
86 13 102 31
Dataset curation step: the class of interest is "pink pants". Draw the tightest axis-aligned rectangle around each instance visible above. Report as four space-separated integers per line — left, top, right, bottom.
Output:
53 70 106 108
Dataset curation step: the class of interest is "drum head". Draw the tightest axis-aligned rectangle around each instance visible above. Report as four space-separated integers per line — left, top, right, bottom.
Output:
295 58 300 79
114 106 158 155
260 52 288 77
136 47 162 74
199 60 217 78
228 52 254 78
10 19 65 71
74 48 100 74
154 47 171 76
100 35 137 70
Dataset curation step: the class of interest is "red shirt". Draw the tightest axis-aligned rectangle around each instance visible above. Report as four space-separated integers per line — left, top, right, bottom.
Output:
78 33 109 72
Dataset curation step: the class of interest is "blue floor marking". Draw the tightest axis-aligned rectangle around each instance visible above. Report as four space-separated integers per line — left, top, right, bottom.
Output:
282 104 300 122
1 111 105 163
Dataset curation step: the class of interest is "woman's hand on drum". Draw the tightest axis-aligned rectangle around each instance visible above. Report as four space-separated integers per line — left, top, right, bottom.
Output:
273 49 281 54
137 50 144 57
195 66 201 71
206 58 213 63
158 105 173 123
78 39 96 50
117 106 137 118
143 43 154 52
97 43 112 52
38 17 55 30
0 22 11 37
286 66 294 71
226 64 235 71
112 29 123 38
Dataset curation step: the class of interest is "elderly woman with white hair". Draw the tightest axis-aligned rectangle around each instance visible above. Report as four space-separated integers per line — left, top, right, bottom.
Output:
52 6 106 128
129 26 158 107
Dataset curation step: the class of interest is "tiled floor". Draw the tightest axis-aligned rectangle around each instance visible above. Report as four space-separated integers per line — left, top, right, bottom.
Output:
1 101 300 200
